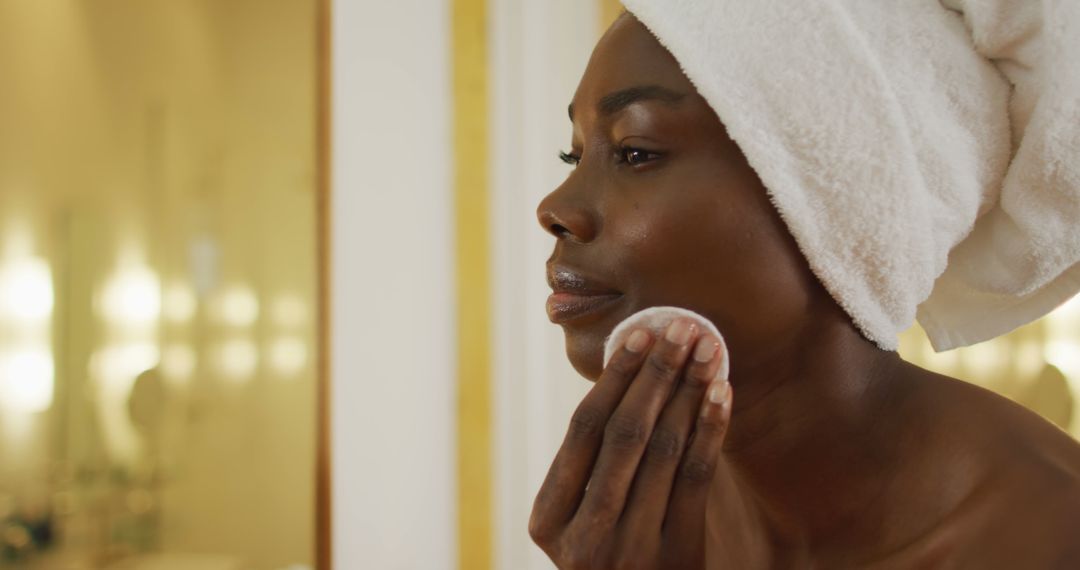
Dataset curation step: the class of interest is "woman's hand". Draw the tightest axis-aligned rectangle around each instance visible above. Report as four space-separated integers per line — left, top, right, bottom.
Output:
529 318 735 569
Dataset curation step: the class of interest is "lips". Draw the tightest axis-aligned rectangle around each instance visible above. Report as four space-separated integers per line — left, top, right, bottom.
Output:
545 265 623 324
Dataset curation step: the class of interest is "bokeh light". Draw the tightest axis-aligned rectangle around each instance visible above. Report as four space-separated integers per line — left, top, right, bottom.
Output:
0 257 54 324
163 283 198 324
0 347 55 413
100 266 162 327
216 338 258 382
216 286 260 328
269 336 308 377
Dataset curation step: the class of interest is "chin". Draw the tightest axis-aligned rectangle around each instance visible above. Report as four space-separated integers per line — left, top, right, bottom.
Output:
563 327 607 382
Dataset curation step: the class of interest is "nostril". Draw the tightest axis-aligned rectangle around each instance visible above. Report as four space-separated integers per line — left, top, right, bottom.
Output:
550 223 570 238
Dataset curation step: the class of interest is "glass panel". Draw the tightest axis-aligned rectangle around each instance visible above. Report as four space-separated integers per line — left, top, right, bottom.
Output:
0 2 318 568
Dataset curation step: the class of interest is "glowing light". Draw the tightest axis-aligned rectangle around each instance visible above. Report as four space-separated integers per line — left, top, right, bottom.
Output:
269 337 308 376
216 339 258 382
1045 340 1080 377
1015 340 1046 379
163 284 197 323
88 342 160 467
90 343 161 387
161 344 196 384
0 257 53 323
1047 295 1080 337
961 340 1006 379
925 347 960 372
0 348 55 413
271 294 308 327
216 287 259 327
100 266 161 326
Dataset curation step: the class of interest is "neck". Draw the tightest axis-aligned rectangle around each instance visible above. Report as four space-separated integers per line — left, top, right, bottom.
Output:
722 313 911 551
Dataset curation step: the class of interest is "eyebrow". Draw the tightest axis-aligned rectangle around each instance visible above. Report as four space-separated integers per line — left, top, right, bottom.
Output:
567 85 688 122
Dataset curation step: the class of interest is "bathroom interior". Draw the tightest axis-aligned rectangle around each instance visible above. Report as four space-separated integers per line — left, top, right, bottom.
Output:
1 1 318 568
0 1 1077 569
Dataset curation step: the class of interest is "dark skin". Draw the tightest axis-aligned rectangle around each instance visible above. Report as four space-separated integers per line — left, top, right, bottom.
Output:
531 14 1080 569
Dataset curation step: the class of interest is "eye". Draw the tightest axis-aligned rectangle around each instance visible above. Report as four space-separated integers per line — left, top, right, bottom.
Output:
559 150 581 166
619 147 660 166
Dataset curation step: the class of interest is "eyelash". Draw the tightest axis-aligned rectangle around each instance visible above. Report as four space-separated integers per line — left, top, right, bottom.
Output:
558 147 660 168
559 150 580 166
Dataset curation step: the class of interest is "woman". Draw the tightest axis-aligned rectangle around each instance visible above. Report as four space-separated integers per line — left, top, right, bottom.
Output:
529 5 1080 569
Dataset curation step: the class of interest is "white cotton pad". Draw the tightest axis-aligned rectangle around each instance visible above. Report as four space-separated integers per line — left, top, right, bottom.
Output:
603 306 730 381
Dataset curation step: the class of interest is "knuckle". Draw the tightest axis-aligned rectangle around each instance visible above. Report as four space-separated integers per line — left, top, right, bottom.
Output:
696 412 727 432
528 513 555 545
568 405 606 441
644 350 681 379
561 531 601 570
604 352 640 378
679 454 716 484
563 550 593 570
582 489 622 523
604 413 648 449
644 426 683 462
687 361 714 386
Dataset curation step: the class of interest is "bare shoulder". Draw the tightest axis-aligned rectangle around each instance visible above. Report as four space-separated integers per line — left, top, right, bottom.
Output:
908 368 1080 567
910 369 1080 473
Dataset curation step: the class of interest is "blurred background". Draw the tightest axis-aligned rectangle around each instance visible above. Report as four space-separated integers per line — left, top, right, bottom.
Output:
0 1 318 568
1 1 1076 569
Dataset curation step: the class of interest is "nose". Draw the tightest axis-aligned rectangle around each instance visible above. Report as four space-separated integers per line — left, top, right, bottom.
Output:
536 178 598 243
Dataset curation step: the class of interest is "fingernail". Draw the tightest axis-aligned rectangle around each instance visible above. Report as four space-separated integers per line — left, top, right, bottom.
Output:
708 381 731 406
693 337 719 363
665 319 695 345
625 329 650 353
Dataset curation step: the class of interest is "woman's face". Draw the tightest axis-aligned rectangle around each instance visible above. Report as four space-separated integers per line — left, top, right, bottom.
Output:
538 14 827 381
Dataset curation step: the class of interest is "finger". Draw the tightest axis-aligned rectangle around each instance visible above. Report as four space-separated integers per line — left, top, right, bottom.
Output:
530 328 654 544
663 378 732 542
621 334 725 534
572 318 699 530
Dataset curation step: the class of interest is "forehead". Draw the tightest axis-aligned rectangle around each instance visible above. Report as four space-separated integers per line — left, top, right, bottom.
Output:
572 15 696 111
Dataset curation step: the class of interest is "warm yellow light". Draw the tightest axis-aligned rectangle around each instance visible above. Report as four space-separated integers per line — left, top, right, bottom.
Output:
271 293 308 328
163 283 197 323
1045 340 1080 377
924 346 960 372
1047 295 1080 337
216 286 260 327
269 336 308 377
0 257 53 323
0 347 55 413
100 266 162 326
161 343 196 384
1015 340 1045 379
961 340 1006 379
90 342 161 387
216 338 258 382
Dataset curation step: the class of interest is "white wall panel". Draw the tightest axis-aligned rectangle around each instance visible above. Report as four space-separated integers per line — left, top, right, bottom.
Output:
490 3 600 569
331 1 456 568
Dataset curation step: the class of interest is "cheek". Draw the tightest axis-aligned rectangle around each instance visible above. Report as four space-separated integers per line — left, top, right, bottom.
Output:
607 175 814 339
609 185 746 292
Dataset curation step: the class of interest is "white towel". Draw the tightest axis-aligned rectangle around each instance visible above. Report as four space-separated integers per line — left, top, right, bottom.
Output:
620 0 1080 351
603 306 730 382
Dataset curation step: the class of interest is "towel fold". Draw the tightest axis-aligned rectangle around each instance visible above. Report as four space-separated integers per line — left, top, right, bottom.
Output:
621 0 1080 351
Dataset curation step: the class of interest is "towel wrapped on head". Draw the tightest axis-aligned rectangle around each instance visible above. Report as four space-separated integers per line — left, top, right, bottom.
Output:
620 0 1080 351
